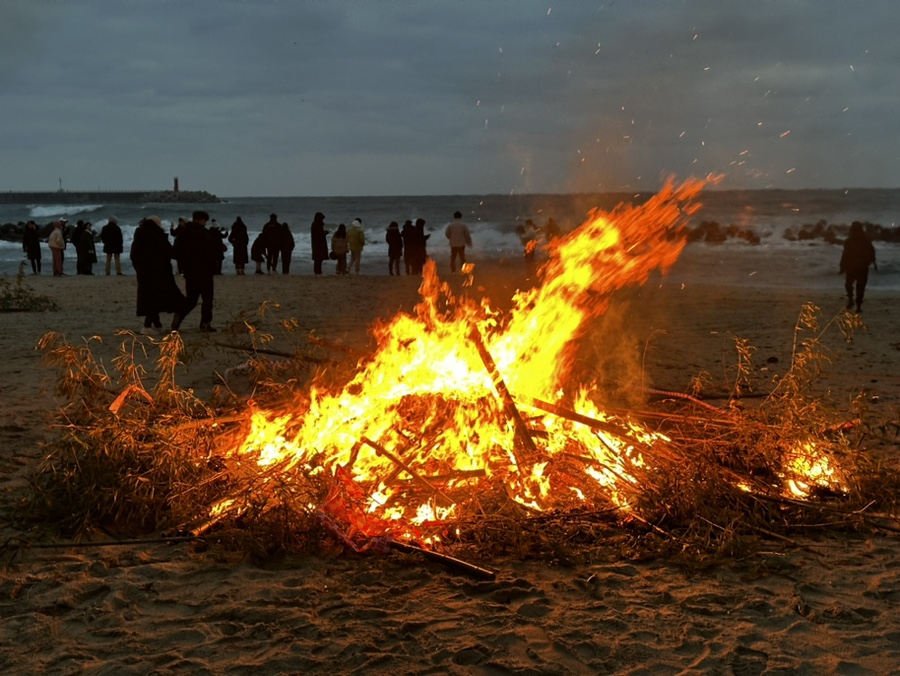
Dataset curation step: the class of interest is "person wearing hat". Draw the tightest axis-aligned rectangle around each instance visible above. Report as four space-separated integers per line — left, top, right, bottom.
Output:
48 219 67 276
100 215 124 275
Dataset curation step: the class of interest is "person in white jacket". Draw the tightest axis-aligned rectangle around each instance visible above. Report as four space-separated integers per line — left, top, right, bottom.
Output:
48 219 67 276
347 219 366 274
444 211 472 273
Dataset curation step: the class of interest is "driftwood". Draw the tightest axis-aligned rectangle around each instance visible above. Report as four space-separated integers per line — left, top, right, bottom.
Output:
389 539 496 581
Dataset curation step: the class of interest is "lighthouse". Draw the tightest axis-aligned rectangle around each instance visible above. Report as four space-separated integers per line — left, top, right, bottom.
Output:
173 177 180 194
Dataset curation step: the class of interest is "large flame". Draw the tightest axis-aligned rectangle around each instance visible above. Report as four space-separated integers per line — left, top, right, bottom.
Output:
217 178 842 543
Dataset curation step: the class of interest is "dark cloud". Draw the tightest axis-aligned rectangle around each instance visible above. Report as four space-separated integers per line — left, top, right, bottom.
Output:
2 1 899 195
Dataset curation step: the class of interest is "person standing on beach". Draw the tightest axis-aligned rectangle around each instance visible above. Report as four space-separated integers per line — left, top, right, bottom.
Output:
331 223 349 275
385 221 403 276
839 221 877 313
170 218 187 274
400 220 416 275
100 216 123 276
263 213 282 273
444 211 472 273
209 220 228 275
250 232 267 274
22 220 42 274
48 219 67 276
228 217 249 275
412 218 431 275
130 216 185 335
80 222 97 275
280 222 295 274
347 218 366 274
310 212 330 276
173 210 217 332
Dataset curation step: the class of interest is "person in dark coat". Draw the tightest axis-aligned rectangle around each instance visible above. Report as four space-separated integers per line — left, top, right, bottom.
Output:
839 221 877 313
170 218 187 274
70 220 86 274
228 217 249 275
172 210 217 332
209 220 228 275
310 211 330 276
410 218 430 275
262 213 282 273
130 216 185 334
22 220 42 274
100 216 124 275
79 222 97 275
385 221 403 276
400 220 416 275
280 222 295 274
250 233 267 274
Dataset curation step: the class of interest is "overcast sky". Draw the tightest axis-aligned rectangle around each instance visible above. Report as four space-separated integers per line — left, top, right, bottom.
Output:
2 1 899 197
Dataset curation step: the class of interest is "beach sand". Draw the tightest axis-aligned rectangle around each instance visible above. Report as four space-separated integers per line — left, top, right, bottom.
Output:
2 263 900 674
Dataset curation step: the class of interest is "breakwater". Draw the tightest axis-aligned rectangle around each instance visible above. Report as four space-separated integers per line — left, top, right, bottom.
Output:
0 190 219 205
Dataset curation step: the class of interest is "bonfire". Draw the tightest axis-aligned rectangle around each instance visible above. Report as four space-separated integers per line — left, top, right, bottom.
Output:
22 178 898 572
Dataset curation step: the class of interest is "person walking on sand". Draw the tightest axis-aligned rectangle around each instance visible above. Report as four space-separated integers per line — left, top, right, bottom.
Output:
445 211 472 273
280 222 295 274
347 218 366 274
100 216 124 275
310 212 330 276
331 223 349 275
228 217 249 275
130 216 185 335
23 220 42 274
173 210 218 332
386 221 403 276
839 221 877 313
48 219 67 276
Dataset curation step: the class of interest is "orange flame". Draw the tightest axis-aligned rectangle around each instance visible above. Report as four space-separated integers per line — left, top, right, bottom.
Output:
217 177 843 541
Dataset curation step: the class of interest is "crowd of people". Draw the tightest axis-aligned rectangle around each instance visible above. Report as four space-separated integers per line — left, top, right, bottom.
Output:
19 209 882 338
24 210 485 334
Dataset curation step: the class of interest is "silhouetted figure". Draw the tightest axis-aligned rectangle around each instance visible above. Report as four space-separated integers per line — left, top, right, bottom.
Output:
79 222 97 275
400 220 416 275
410 218 431 275
386 221 402 276
516 218 538 277
228 217 249 275
209 221 228 275
100 216 123 275
130 216 185 335
173 210 217 332
250 233 266 274
331 223 349 275
263 213 281 273
310 212 329 276
280 222 295 274
70 220 86 274
444 211 471 273
839 221 877 313
22 220 42 274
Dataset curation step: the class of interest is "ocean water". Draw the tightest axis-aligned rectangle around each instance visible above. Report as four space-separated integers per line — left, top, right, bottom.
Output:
1 190 898 290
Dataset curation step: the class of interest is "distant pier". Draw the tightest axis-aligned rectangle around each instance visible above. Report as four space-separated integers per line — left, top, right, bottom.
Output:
0 189 220 205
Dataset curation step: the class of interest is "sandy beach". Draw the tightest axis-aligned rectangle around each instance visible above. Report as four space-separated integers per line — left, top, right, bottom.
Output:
2 263 900 674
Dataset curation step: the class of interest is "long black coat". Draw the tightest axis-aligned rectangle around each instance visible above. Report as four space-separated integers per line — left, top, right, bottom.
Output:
130 222 185 316
23 226 42 260
310 219 330 261
100 223 124 254
228 219 249 266
173 221 217 279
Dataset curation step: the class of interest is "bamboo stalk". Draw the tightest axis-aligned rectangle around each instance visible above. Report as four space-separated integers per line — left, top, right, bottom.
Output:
361 436 454 506
468 325 539 470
